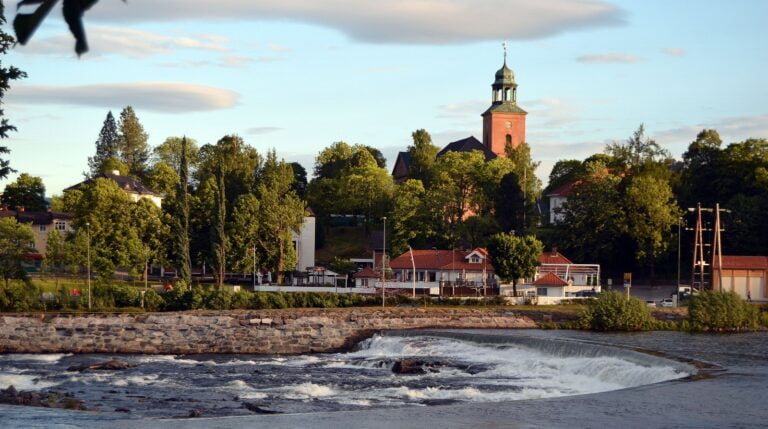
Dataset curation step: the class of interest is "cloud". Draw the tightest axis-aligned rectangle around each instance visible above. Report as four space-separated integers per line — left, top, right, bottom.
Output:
436 100 488 118
576 52 642 64
246 126 283 135
82 0 626 44
524 98 580 127
8 82 239 113
662 47 686 57
16 26 228 59
653 114 768 154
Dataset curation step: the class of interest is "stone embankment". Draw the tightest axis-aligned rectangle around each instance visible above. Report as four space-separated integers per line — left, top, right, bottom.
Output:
0 308 535 354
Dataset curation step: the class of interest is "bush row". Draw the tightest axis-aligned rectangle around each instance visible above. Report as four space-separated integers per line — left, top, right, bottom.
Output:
0 282 510 312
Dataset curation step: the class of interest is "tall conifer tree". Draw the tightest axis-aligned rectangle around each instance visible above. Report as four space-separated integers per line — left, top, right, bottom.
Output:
87 111 120 176
117 106 150 177
174 137 192 285
212 164 227 289
0 3 26 180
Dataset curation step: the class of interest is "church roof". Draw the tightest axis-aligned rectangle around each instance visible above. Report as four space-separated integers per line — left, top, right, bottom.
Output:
494 63 515 85
482 102 527 116
437 136 497 161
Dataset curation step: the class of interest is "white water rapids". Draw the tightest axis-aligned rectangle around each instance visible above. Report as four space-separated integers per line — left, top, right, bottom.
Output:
0 333 693 416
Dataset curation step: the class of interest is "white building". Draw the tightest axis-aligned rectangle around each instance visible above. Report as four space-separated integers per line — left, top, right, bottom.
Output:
292 210 316 272
65 170 164 207
545 181 577 224
512 249 601 304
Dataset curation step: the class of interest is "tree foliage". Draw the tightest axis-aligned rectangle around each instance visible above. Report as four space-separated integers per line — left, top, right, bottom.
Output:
1 173 47 211
0 3 26 180
0 217 34 286
87 111 120 177
487 233 543 296
117 106 150 177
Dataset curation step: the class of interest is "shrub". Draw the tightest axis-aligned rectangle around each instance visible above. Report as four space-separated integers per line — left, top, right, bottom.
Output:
142 289 164 312
688 291 760 332
0 282 43 311
230 291 251 309
579 291 654 331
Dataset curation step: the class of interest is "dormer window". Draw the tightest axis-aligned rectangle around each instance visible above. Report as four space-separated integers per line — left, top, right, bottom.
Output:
470 256 481 264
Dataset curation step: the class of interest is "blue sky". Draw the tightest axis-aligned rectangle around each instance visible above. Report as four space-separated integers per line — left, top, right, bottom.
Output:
2 0 767 196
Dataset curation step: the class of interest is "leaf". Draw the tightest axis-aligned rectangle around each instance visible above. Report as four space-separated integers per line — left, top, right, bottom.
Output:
13 0 59 46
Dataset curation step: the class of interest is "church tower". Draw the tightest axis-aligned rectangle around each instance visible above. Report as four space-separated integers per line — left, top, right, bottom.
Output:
482 47 527 157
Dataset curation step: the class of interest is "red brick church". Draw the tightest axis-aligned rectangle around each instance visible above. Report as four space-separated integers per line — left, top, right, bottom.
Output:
392 56 527 182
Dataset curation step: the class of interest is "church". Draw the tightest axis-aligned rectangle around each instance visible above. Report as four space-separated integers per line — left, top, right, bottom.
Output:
392 56 527 182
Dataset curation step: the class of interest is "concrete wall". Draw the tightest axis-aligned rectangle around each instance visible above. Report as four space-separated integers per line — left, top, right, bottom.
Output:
293 216 316 271
0 308 535 355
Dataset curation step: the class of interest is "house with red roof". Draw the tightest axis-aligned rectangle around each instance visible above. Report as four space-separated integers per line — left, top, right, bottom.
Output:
384 248 498 295
513 248 601 304
713 256 768 302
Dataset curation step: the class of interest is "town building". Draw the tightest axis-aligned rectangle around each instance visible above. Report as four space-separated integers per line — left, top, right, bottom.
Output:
545 181 578 224
385 248 498 295
392 56 527 182
0 207 75 268
513 249 601 304
292 209 316 272
65 170 163 207
713 256 767 302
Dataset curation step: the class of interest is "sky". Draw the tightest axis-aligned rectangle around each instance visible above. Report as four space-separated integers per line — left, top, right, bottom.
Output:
2 0 767 196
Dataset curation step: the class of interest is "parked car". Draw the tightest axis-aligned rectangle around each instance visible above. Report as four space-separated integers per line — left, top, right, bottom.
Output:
645 300 656 308
661 298 675 308
575 290 600 297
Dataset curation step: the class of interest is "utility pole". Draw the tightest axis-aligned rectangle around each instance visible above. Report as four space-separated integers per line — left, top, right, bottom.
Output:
688 203 728 292
252 245 257 290
381 217 387 308
409 245 416 298
677 216 682 291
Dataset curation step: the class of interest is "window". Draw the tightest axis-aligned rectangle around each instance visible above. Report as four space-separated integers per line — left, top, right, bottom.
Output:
537 287 548 296
470 256 480 264
39 225 47 232
428 271 437 282
417 271 425 282
55 221 67 231
361 279 369 287
506 134 512 145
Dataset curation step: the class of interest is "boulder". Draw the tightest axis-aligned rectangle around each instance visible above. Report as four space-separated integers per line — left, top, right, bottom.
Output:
67 359 136 372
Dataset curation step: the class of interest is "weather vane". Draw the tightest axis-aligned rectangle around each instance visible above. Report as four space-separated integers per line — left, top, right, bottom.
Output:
502 41 508 64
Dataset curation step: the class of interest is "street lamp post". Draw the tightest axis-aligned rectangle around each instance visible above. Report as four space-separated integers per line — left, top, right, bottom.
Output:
677 216 682 291
86 222 91 311
381 217 387 308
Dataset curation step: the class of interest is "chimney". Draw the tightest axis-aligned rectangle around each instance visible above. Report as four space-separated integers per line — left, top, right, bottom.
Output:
111 170 120 176
17 206 25 212
551 246 558 256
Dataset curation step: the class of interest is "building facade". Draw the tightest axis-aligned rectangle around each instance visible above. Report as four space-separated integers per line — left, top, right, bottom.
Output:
713 256 767 302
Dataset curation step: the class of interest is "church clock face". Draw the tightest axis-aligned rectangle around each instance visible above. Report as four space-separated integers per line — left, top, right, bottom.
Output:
505 121 512 129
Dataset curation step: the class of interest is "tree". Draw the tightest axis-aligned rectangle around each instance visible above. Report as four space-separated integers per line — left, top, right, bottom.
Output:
117 106 150 177
505 142 542 205
494 172 527 234
340 161 394 228
67 178 143 279
172 137 192 285
211 165 228 289
546 159 585 193
426 151 486 244
406 129 439 185
256 151 305 284
329 258 357 285
0 3 26 180
196 135 261 206
1 173 47 211
87 111 120 177
624 175 680 280
228 194 260 274
0 217 35 287
132 199 169 287
488 233 543 297
43 228 67 288
289 162 308 199
605 124 672 174
390 179 428 256
144 161 179 200
555 161 628 268
153 136 199 172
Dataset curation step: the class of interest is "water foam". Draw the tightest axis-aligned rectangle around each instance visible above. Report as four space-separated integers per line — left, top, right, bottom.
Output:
0 353 72 363
0 373 59 391
281 382 336 399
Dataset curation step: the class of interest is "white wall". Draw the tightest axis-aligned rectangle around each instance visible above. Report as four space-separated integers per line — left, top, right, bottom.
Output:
293 216 316 271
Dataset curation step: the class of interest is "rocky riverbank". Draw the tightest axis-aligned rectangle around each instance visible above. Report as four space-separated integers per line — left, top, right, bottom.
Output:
0 308 535 354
